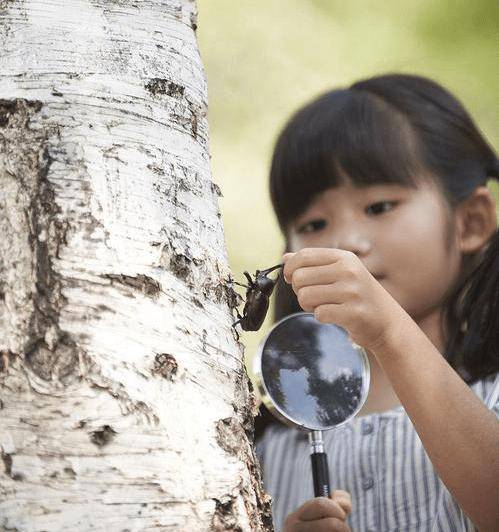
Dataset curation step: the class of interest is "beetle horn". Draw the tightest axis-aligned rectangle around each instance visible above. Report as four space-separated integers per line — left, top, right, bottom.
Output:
261 263 284 275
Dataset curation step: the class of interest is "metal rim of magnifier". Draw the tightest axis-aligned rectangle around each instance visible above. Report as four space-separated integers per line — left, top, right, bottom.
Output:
254 312 371 432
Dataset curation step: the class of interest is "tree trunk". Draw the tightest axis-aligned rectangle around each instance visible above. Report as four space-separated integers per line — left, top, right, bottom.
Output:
0 1 271 530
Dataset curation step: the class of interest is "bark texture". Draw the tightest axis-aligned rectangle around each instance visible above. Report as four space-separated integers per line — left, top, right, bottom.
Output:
0 1 272 530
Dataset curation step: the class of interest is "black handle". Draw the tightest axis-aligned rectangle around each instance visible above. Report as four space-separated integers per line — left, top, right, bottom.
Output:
311 451 330 498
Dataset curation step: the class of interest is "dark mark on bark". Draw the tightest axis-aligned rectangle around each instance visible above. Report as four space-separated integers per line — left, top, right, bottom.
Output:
0 99 20 127
19 417 39 428
151 353 178 381
192 296 204 309
63 466 76 478
1 451 12 476
90 425 117 447
162 239 241 311
147 163 165 176
216 417 244 457
204 279 242 309
211 182 223 197
1 451 23 481
169 253 192 282
211 497 242 532
144 79 202 140
190 11 198 32
191 112 198 138
25 336 78 383
145 78 184 98
102 273 161 297
96 303 113 312
233 399 255 442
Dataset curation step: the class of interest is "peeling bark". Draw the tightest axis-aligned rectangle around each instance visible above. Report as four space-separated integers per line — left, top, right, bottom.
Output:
0 1 271 530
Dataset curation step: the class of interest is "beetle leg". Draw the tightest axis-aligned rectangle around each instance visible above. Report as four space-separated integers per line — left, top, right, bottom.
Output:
233 281 250 289
243 271 255 286
231 313 242 340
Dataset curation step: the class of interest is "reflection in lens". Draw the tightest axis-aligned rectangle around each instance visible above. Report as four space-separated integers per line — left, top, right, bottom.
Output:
261 314 368 430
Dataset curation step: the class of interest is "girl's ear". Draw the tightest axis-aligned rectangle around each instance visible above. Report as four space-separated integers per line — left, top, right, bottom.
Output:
456 186 498 254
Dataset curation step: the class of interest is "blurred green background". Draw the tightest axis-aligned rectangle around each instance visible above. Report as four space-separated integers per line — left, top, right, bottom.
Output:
197 0 499 380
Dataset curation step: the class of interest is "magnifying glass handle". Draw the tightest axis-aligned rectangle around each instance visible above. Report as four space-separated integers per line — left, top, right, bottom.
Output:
309 430 331 498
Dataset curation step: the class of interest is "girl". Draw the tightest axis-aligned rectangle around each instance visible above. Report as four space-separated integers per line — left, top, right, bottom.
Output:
256 73 499 531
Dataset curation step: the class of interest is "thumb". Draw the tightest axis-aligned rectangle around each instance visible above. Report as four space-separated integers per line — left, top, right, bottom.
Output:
331 490 352 515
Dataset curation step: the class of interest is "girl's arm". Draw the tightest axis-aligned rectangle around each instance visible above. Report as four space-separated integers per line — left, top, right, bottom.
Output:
370 311 499 532
283 248 499 532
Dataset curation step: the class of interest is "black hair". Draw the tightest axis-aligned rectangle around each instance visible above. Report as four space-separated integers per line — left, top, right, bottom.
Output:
269 73 499 384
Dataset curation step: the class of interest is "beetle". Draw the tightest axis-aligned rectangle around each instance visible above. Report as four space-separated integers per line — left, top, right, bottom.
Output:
232 263 284 332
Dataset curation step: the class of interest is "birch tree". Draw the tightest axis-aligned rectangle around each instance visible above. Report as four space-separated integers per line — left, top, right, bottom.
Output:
0 1 271 530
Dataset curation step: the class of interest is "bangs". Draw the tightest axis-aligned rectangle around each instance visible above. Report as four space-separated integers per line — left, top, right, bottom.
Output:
270 88 422 232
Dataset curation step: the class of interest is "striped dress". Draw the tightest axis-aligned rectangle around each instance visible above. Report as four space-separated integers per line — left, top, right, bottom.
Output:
256 373 499 532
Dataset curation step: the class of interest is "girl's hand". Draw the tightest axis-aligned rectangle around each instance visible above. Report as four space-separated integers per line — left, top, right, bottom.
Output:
282 248 406 352
283 490 352 532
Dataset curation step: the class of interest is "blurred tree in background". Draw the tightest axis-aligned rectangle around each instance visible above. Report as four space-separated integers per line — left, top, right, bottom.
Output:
198 0 499 376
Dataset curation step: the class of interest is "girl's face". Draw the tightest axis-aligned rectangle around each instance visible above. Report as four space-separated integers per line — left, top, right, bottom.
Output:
286 179 463 323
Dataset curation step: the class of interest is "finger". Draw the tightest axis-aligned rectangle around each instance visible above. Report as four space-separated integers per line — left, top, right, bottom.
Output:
290 264 341 291
296 283 354 312
332 490 352 515
314 303 347 326
297 497 347 522
294 517 350 532
283 248 344 283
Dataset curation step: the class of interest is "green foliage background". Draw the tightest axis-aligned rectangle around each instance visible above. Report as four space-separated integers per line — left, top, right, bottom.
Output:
197 0 499 375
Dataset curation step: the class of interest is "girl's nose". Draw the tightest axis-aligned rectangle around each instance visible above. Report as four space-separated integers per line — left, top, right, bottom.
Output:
332 232 371 256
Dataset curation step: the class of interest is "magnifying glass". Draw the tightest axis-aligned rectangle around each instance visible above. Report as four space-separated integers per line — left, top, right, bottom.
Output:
254 312 370 498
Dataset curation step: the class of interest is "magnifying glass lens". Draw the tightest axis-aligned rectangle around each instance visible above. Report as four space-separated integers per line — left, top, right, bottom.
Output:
259 313 369 431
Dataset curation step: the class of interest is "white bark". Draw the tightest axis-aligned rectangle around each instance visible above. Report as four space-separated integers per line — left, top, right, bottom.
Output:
0 1 271 530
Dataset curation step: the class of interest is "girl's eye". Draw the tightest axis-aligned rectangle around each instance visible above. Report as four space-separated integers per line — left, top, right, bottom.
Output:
365 201 397 216
296 219 327 234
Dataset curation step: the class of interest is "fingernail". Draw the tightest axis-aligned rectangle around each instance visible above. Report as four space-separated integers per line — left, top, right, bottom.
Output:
282 252 294 262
